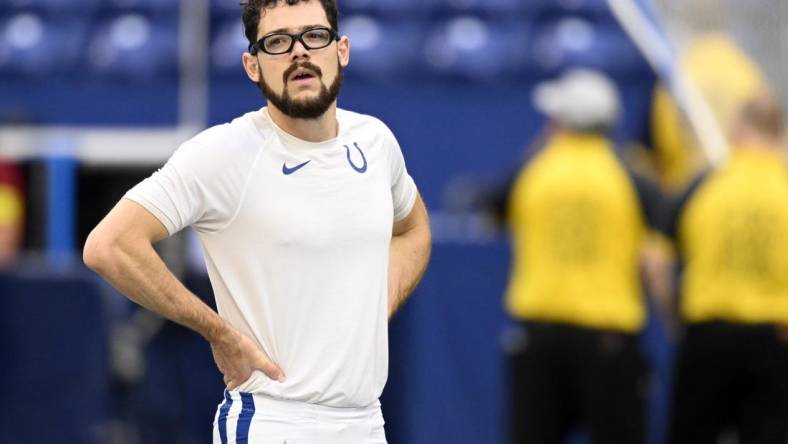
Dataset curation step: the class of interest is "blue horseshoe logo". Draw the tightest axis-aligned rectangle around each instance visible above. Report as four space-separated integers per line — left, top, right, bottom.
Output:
344 142 367 173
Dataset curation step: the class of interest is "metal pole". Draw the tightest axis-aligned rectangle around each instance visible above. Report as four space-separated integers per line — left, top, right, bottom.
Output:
178 0 210 131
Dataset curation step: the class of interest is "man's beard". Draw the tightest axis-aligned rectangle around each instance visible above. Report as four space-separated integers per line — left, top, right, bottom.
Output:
258 60 343 120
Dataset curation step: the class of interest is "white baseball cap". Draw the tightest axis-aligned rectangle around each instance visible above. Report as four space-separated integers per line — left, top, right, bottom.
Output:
532 68 621 130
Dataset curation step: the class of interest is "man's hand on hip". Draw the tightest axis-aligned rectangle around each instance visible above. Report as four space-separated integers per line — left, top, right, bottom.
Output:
210 326 285 390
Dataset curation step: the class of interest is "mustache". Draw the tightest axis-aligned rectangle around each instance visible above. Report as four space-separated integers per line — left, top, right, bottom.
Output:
283 62 323 83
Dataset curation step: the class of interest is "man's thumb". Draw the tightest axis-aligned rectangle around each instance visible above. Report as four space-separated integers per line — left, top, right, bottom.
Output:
256 354 285 383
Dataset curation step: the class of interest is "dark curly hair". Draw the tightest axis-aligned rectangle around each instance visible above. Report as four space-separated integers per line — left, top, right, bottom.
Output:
242 0 338 48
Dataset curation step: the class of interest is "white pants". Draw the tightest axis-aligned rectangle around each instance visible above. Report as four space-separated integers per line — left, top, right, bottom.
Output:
212 391 387 444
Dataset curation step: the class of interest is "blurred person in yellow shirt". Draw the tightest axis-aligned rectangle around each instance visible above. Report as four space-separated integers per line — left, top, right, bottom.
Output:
498 69 671 444
650 34 769 191
665 93 788 444
0 160 24 267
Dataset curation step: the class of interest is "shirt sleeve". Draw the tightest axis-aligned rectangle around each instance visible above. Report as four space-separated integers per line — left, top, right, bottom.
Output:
383 125 418 223
124 141 238 235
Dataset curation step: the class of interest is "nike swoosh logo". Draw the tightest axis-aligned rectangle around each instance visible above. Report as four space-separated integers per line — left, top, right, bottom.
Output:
282 160 310 175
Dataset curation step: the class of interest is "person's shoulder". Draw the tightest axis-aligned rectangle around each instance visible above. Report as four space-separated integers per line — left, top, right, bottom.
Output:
338 108 394 137
177 109 265 158
190 109 263 148
168 109 265 174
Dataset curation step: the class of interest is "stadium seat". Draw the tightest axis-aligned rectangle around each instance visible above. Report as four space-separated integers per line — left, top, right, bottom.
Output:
528 0 610 15
422 17 531 80
84 14 179 80
0 13 88 77
529 18 647 77
529 17 598 75
211 0 240 19
526 0 616 24
210 19 248 76
340 15 427 80
2 0 101 14
583 29 648 76
101 0 181 15
343 0 427 17
428 0 526 16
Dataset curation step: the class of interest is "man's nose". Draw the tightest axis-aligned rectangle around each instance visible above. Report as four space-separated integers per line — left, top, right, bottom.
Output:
290 38 310 61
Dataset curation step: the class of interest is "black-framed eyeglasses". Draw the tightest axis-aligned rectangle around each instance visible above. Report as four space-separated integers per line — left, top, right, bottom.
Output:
249 27 339 56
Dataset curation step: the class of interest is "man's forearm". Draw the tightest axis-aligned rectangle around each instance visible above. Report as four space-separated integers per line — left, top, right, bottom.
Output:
388 233 430 317
84 232 228 343
388 199 431 317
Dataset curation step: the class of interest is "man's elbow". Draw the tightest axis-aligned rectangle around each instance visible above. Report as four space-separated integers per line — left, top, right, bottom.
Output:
419 219 432 245
420 206 432 246
83 227 115 274
421 226 432 262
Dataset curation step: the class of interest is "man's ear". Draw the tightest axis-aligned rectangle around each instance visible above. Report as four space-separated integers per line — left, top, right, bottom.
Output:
242 52 260 82
337 35 350 68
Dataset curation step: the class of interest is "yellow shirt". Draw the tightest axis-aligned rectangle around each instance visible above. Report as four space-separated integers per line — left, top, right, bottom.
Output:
678 148 788 324
651 34 768 190
505 132 648 332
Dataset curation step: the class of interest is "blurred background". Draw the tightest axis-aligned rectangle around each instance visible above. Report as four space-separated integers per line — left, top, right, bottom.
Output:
0 0 786 443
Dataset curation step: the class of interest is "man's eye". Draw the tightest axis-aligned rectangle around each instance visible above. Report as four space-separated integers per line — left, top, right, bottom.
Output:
304 30 328 42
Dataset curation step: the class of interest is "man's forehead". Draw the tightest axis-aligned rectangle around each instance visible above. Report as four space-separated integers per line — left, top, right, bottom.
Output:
258 2 330 36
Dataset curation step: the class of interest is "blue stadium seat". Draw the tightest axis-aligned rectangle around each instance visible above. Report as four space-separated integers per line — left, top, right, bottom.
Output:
529 17 598 75
211 0 241 19
2 0 101 14
101 0 181 15
527 0 611 16
586 29 648 76
525 0 617 25
343 0 427 17
341 15 426 80
529 18 647 77
422 17 531 80
0 13 88 77
428 0 526 16
85 14 178 80
212 0 426 21
211 19 248 76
